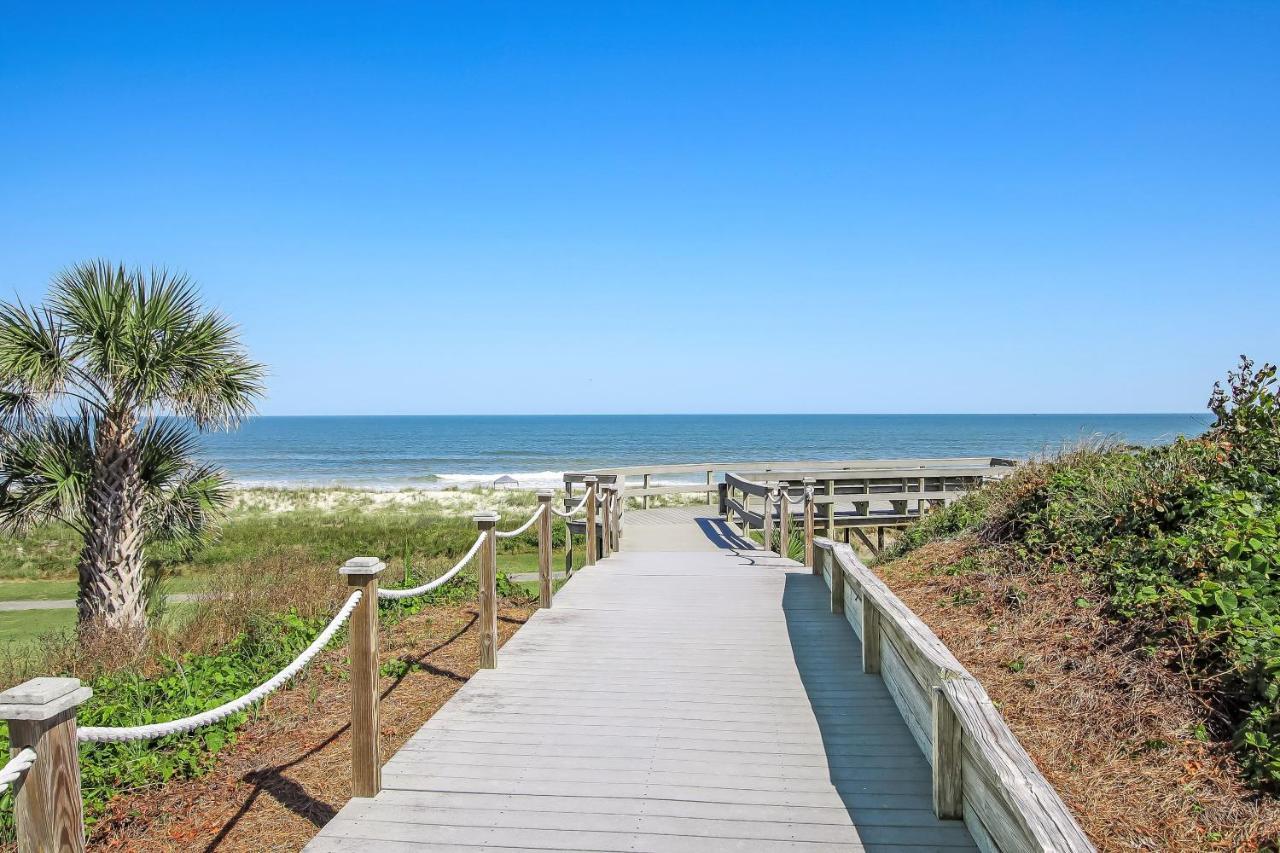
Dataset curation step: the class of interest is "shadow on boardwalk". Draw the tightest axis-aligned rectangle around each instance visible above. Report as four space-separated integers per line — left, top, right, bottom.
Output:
782 573 975 849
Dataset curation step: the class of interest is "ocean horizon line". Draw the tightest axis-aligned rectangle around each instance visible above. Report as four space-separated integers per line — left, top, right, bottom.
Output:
235 411 1208 419
196 412 1215 491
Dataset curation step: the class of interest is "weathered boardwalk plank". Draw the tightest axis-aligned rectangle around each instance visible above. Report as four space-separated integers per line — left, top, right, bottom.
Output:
307 507 977 851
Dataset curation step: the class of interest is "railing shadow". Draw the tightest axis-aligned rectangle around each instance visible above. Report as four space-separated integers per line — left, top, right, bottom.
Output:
780 573 977 849
204 608 521 851
694 516 756 550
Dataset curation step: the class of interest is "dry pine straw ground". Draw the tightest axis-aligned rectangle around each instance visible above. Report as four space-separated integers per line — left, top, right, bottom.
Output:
85 602 533 852
876 537 1280 852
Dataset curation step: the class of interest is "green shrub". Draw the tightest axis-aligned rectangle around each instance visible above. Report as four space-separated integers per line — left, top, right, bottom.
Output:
0 563 535 841
890 356 1280 791
0 609 326 836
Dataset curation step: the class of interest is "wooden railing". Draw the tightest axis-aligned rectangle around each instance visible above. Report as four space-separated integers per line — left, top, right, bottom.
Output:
0 481 625 852
721 458 1013 554
812 536 1093 851
578 456 1015 508
558 476 622 571
713 478 1092 850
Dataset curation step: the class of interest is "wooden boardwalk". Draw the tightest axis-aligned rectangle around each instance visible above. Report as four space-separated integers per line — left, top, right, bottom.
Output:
307 507 978 852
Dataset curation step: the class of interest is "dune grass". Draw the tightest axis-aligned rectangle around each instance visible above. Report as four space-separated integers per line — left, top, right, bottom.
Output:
0 487 573 645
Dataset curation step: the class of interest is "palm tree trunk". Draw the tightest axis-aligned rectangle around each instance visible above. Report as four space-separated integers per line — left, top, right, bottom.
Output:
77 411 147 631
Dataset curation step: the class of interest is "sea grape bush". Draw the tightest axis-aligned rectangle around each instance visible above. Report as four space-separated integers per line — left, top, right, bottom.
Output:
891 357 1280 791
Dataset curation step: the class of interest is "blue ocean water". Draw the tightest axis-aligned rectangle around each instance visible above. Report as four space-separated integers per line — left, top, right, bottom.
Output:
196 414 1215 489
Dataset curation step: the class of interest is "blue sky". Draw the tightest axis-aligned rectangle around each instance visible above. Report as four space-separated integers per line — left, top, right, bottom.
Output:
2 2 1276 415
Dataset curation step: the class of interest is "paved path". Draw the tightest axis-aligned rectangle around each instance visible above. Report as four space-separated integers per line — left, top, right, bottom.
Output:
0 593 199 612
307 507 977 852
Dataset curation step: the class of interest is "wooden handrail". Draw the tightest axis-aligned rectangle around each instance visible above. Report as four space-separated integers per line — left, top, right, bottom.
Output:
811 536 1094 851
582 456 1016 477
567 458 1016 505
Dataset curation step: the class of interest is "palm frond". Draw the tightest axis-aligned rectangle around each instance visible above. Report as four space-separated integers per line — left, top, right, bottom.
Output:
0 387 42 430
135 417 203 488
50 259 133 384
0 415 93 534
143 461 231 550
0 300 71 415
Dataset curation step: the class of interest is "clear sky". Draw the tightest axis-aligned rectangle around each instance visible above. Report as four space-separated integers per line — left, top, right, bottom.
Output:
2 2 1276 415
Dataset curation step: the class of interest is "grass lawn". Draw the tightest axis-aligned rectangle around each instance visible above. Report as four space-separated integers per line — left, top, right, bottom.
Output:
0 608 76 643
0 576 207 602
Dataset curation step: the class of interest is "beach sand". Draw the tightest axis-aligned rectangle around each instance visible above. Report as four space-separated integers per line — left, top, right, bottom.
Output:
229 485 544 515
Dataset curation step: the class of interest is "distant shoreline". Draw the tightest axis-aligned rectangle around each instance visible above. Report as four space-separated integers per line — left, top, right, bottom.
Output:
201 413 1213 492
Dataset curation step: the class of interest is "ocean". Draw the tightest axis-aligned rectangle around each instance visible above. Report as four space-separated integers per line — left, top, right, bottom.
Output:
196 413 1215 490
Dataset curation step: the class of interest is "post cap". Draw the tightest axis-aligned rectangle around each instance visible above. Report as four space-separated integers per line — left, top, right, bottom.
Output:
0 677 93 721
339 556 386 576
802 477 816 485
536 489 555 498
583 475 598 484
473 510 499 523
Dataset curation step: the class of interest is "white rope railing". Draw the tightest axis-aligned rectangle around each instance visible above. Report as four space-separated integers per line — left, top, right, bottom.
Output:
0 748 36 794
377 532 485 600
551 493 590 518
77 590 363 744
495 504 544 539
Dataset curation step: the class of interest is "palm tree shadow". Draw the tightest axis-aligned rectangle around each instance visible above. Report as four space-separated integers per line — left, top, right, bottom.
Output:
780 572 977 848
203 610 492 851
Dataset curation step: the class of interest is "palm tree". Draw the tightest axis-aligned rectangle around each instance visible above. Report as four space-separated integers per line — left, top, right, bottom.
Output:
0 261 264 632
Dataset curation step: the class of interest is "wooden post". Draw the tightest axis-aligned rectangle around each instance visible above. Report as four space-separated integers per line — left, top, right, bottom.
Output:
705 469 714 505
803 479 815 570
612 485 623 546
584 477 598 566
824 545 844 612
474 512 499 669
932 685 964 819
762 488 774 553
862 595 881 674
615 485 624 546
600 487 613 559
0 677 92 852
340 556 384 798
824 479 836 535
773 481 783 555
536 490 553 608
828 548 844 614
877 525 886 553
642 473 650 510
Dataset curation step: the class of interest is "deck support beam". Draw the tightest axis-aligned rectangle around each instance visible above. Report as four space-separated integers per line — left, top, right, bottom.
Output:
475 513 499 669
861 596 881 674
584 477 598 566
0 677 92 853
341 556 385 798
932 685 964 819
803 479 815 571
537 490 554 608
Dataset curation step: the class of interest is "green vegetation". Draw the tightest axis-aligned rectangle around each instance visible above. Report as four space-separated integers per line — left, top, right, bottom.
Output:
0 261 265 630
0 487 562 839
889 357 1280 791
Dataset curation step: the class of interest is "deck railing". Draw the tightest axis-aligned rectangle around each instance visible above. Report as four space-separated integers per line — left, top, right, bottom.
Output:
722 457 1013 554
726 484 1088 850
711 480 1092 849
579 456 1015 509
0 480 624 852
811 535 1093 851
